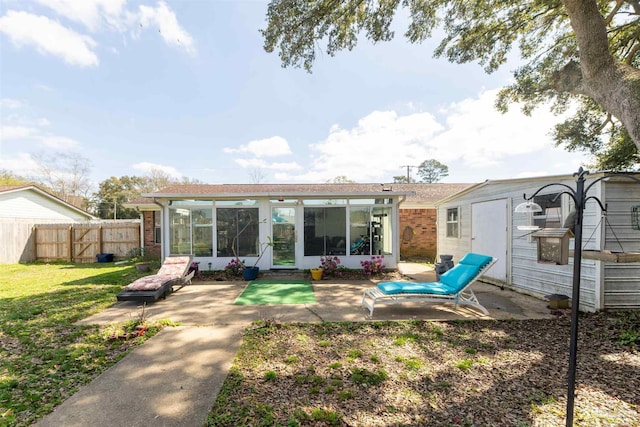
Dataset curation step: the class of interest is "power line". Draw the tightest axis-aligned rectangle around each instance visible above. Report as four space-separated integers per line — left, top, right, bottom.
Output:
399 165 418 182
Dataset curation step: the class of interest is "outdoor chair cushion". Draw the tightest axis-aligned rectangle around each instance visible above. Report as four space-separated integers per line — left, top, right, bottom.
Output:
124 274 178 291
377 281 457 295
439 264 482 290
458 253 493 268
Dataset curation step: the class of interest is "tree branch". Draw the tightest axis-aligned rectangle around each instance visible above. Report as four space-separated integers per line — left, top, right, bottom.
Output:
552 60 587 95
624 0 640 15
605 0 625 24
626 42 640 64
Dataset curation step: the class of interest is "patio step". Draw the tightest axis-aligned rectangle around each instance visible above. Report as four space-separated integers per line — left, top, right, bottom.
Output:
261 269 308 280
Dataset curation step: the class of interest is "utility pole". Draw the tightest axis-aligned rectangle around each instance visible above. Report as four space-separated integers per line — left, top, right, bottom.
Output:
399 165 417 183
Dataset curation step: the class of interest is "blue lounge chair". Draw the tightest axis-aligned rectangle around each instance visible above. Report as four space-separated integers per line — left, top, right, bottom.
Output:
362 253 497 317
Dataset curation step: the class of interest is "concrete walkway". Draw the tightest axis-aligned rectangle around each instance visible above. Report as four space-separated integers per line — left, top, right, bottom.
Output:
36 263 552 426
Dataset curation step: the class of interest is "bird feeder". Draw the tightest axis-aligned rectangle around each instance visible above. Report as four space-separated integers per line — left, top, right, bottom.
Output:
531 228 574 265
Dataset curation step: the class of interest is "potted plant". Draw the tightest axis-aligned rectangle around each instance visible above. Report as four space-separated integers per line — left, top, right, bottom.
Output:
231 219 273 281
127 248 155 273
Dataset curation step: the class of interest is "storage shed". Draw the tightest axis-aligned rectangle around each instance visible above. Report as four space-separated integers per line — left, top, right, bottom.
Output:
435 172 640 311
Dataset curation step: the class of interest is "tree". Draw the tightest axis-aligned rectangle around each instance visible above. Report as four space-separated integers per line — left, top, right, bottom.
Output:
262 0 640 168
328 175 356 183
91 171 203 219
0 169 32 186
31 152 92 199
417 159 449 183
92 176 145 219
393 175 414 183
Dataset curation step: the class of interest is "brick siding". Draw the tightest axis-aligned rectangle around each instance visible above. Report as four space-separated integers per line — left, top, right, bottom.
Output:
399 208 437 261
142 211 161 258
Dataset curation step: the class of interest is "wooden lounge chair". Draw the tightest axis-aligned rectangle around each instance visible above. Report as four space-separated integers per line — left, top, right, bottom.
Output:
116 255 195 303
362 253 497 317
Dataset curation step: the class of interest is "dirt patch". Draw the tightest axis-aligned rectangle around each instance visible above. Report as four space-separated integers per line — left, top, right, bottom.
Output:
209 311 640 426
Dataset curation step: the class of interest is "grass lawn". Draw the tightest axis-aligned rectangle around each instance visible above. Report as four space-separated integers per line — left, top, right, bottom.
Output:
207 316 640 427
0 262 170 427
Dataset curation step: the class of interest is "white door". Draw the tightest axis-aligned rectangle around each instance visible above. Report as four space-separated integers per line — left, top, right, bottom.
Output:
471 199 508 284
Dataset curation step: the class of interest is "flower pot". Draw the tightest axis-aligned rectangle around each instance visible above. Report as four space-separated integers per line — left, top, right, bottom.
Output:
135 262 151 273
242 266 259 281
310 268 323 280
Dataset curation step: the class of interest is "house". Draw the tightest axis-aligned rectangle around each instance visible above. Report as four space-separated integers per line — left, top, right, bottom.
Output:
0 185 95 222
0 185 96 263
435 172 640 311
393 183 473 260
125 183 471 271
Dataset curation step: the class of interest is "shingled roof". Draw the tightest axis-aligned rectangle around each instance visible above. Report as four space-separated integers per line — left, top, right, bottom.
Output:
133 182 473 208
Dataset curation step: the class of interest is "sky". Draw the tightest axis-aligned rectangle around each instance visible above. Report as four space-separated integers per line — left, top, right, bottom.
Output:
0 0 592 190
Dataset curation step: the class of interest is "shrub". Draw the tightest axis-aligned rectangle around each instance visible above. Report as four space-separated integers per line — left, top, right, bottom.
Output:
320 256 343 278
361 255 386 277
224 258 244 278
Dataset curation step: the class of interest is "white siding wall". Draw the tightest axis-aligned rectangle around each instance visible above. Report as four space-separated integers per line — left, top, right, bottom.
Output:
0 190 89 221
602 180 640 308
437 177 603 311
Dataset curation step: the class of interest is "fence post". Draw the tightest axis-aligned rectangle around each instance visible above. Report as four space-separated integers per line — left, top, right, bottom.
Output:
68 226 73 262
31 226 37 262
98 225 103 256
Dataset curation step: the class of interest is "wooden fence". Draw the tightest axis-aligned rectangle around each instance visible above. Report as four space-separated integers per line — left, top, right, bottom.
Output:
34 222 140 263
0 221 141 264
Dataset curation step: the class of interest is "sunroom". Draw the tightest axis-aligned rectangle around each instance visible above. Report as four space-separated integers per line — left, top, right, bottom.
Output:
139 184 413 272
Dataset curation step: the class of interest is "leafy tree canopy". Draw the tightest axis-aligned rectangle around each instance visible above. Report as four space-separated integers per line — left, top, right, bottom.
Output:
91 170 203 219
417 159 449 183
0 170 33 186
328 175 356 183
262 0 640 169
393 175 414 183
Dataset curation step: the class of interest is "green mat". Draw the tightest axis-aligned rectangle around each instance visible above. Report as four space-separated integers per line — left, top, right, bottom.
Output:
234 280 316 305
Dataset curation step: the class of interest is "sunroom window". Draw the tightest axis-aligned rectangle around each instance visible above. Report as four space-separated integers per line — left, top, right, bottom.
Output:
303 207 346 256
216 208 259 257
349 206 392 255
168 201 213 256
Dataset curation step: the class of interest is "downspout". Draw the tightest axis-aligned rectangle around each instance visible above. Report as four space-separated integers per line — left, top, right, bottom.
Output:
152 198 165 260
396 194 408 265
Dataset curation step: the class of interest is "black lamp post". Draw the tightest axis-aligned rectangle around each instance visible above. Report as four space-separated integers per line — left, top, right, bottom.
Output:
518 167 640 426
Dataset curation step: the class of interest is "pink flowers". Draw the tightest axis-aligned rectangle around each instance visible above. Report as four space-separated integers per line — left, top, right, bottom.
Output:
360 255 385 277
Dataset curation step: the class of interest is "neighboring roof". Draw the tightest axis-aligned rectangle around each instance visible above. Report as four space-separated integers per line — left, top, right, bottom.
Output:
435 170 640 205
0 185 96 219
123 196 160 211
390 183 475 206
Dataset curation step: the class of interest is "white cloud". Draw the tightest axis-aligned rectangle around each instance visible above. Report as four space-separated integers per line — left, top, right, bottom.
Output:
0 125 34 141
277 89 590 183
224 136 293 157
0 152 40 176
132 162 182 178
35 0 127 32
138 1 195 55
1 1 195 66
0 98 23 109
235 158 302 171
40 135 80 149
281 110 443 182
0 10 98 67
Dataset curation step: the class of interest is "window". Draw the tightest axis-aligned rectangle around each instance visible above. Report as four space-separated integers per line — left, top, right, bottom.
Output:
168 201 213 256
216 208 259 258
349 206 392 255
533 193 563 228
304 207 346 256
446 208 459 238
153 211 161 244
